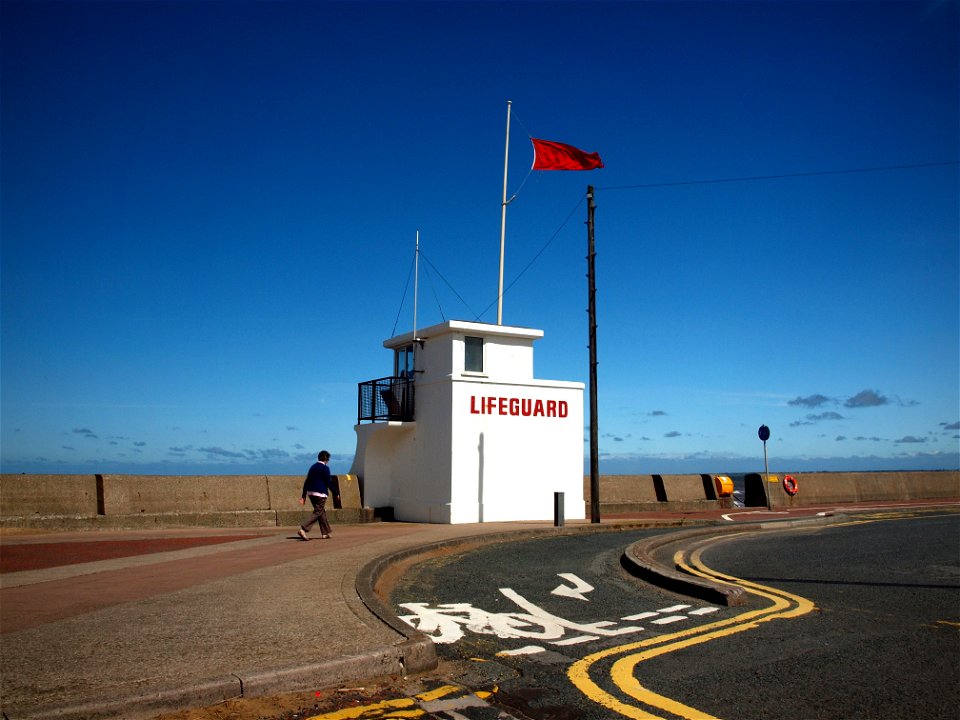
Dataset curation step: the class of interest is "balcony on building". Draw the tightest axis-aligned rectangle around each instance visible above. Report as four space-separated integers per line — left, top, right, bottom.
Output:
357 375 415 423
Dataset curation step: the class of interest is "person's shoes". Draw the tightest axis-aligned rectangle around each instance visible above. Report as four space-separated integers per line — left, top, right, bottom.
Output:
322 534 332 539
297 528 309 541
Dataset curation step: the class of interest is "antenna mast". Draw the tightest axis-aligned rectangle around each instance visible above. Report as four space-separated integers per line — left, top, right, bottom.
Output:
413 230 420 341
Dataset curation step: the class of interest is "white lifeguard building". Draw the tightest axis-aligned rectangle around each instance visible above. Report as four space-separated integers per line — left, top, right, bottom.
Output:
349 320 585 524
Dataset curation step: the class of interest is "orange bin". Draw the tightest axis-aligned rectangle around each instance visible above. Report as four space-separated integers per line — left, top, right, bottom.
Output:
714 475 734 498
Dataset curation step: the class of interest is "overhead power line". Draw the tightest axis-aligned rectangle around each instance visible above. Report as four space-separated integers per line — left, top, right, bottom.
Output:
405 159 957 327
598 161 958 192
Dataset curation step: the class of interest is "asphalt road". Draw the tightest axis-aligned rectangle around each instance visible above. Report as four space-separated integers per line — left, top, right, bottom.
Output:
675 509 960 720
389 509 960 720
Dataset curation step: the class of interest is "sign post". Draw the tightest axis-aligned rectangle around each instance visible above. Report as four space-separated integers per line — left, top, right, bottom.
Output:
758 424 772 509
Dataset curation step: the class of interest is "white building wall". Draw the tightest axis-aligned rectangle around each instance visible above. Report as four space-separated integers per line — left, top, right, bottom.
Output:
351 320 584 524
389 379 454 523
449 378 584 523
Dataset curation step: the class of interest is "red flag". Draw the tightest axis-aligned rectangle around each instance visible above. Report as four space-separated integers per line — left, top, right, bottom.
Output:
531 138 604 171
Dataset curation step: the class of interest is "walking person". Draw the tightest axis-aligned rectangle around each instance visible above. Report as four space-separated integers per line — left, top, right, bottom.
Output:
298 450 339 540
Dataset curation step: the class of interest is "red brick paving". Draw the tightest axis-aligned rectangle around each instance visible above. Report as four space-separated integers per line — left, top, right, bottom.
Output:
0 534 271 573
0 524 424 634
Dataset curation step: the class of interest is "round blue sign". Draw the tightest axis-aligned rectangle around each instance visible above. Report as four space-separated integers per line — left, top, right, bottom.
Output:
758 424 770 442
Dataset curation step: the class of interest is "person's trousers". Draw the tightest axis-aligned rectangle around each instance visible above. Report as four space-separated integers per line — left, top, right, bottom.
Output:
302 495 332 536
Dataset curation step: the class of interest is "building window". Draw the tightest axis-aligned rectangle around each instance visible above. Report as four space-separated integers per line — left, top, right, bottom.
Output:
394 345 414 378
465 336 483 373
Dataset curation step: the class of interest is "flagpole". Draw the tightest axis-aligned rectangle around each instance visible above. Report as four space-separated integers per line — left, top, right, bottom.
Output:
497 100 511 325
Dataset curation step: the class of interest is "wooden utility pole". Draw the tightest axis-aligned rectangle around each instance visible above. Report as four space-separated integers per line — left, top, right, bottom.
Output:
587 186 600 523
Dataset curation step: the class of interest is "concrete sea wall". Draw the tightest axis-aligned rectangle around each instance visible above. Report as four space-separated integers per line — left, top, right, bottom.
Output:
744 470 960 508
1 470 956 529
0 474 367 531
581 473 729 514
579 470 958 515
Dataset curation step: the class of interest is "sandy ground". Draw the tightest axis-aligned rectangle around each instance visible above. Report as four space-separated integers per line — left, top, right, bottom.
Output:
151 666 458 720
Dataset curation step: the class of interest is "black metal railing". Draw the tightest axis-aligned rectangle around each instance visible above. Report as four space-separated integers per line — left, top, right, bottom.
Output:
358 376 415 423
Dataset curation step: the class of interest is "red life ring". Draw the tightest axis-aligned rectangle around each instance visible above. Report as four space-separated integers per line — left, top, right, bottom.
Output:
783 475 799 496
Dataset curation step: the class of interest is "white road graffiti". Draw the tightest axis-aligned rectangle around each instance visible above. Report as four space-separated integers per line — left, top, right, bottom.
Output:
397 573 719 649
551 572 595 601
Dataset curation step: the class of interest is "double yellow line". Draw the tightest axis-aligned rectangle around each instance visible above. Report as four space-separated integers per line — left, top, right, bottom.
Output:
305 684 488 719
567 533 816 719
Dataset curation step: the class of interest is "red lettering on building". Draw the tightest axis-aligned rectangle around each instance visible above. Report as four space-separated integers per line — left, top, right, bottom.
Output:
469 395 572 418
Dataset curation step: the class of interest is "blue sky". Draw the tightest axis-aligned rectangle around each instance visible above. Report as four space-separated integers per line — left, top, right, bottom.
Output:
2 1 957 477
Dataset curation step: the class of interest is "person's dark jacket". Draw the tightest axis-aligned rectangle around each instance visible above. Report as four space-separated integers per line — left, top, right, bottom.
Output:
301 462 335 499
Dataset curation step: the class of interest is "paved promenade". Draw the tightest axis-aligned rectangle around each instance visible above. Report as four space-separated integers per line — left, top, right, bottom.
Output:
1 500 953 720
